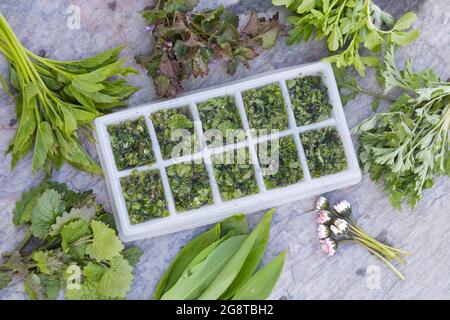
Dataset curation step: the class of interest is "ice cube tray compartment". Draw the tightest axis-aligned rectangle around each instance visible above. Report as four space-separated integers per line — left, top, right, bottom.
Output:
94 61 362 242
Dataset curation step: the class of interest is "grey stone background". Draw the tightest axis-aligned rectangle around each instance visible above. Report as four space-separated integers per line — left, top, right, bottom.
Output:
0 0 449 300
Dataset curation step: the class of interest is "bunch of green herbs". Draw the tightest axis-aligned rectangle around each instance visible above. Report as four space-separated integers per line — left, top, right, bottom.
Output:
154 210 286 300
137 0 285 97
0 12 139 175
198 96 245 145
301 127 347 177
287 75 333 125
151 107 199 159
0 180 143 300
108 117 155 170
121 169 169 224
212 148 259 201
272 0 419 76
242 83 289 133
258 136 304 189
352 48 450 208
167 162 213 212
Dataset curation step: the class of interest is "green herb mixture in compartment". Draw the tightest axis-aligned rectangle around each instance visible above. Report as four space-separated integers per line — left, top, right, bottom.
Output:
242 83 289 134
257 136 304 189
301 127 347 178
121 169 169 224
166 161 213 212
212 148 259 201
151 106 199 159
287 75 333 126
197 96 245 146
107 117 155 170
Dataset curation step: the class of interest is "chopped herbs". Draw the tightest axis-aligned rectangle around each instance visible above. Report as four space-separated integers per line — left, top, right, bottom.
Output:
151 107 199 159
167 162 213 212
301 127 347 178
197 96 245 146
242 84 289 133
108 117 154 170
212 148 259 201
121 170 169 224
287 76 333 126
258 136 303 189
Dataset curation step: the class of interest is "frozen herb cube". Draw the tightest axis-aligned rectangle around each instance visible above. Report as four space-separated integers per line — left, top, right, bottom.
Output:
197 96 245 146
242 83 288 133
287 76 333 126
108 117 154 170
151 107 199 159
212 148 259 201
167 161 213 212
301 127 347 178
121 169 169 224
258 136 303 189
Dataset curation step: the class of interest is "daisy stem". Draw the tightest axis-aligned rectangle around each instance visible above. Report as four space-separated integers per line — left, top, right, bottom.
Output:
352 240 405 280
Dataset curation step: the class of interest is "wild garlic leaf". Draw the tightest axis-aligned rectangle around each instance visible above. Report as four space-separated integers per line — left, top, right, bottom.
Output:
31 189 65 239
86 221 124 261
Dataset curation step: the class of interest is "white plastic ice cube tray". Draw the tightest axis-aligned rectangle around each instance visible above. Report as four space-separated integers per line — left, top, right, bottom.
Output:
94 61 361 242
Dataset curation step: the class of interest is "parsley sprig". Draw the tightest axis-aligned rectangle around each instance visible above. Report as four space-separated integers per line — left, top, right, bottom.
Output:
353 47 450 208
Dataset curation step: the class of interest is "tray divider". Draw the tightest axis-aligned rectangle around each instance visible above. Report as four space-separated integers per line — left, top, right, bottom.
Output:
144 113 177 216
234 92 267 192
189 103 222 205
279 80 312 182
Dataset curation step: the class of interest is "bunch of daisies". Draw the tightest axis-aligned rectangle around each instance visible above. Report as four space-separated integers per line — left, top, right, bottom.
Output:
315 196 409 280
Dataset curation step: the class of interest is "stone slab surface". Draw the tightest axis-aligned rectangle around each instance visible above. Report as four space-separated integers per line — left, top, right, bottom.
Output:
0 0 449 300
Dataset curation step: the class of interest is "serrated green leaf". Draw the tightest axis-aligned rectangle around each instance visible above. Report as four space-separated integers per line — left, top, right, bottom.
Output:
83 263 106 282
97 257 133 299
61 219 91 252
86 221 124 261
32 121 54 174
31 189 65 238
32 251 63 275
49 206 96 237
12 180 48 225
122 247 144 267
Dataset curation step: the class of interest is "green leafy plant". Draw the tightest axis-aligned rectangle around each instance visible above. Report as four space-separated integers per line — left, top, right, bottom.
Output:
198 96 244 145
242 83 289 133
212 148 259 201
352 48 450 208
258 136 304 188
287 75 333 125
301 127 347 177
0 180 143 300
108 117 155 170
0 12 139 175
167 161 213 211
150 107 199 159
273 0 419 76
153 209 286 300
121 169 169 224
137 0 285 97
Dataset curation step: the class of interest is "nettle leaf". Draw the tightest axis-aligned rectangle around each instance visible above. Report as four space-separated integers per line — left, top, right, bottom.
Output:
31 189 65 238
0 272 13 289
32 251 63 275
86 221 124 261
32 121 54 174
122 247 144 267
49 206 96 237
12 180 49 225
24 273 61 300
